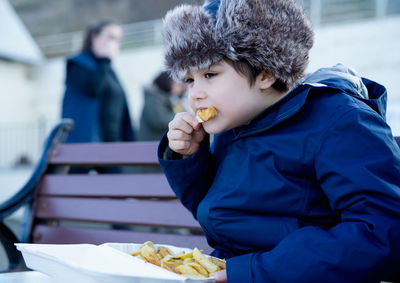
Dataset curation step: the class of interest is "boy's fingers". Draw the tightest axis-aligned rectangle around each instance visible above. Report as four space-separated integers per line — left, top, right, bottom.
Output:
168 120 192 135
177 112 201 129
169 113 198 134
167 129 192 141
167 112 205 156
169 140 190 151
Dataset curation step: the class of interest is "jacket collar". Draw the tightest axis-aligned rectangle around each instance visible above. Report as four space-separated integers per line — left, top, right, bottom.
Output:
68 51 111 72
232 82 333 140
230 64 388 140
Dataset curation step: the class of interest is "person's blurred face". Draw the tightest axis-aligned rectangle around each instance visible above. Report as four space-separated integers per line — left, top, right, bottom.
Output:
92 24 123 59
171 81 187 96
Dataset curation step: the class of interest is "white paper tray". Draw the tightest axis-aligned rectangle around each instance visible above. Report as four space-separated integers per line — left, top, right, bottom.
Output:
16 243 216 283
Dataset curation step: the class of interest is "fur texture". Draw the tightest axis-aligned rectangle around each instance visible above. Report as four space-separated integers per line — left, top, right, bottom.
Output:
162 0 314 90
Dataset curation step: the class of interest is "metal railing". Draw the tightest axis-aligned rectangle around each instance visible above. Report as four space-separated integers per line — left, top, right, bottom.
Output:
35 0 400 58
35 19 163 58
300 0 399 25
0 120 47 168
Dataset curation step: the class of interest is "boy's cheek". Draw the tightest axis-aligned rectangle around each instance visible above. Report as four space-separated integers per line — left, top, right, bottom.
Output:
202 121 223 135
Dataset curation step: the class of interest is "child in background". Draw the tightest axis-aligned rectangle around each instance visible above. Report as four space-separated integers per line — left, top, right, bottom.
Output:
138 71 187 141
158 0 400 282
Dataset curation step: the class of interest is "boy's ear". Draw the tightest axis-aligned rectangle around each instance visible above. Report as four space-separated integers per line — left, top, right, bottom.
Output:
258 71 276 90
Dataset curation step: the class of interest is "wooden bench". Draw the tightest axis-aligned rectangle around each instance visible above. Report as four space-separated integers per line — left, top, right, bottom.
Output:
0 119 210 272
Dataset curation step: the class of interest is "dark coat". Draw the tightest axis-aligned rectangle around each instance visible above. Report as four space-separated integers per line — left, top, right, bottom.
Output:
61 51 134 143
158 65 400 282
138 84 176 141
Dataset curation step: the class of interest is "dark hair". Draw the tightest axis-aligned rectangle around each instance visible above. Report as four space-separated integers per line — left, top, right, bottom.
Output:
153 71 173 93
81 20 115 52
225 58 288 92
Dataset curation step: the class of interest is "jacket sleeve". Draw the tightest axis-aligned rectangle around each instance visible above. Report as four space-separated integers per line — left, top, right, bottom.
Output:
227 108 400 283
157 135 215 218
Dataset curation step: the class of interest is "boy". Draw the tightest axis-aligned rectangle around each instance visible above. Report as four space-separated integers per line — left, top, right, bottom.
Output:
158 0 400 282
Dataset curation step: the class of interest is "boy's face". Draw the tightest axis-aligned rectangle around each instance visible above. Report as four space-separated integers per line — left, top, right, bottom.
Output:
185 60 281 134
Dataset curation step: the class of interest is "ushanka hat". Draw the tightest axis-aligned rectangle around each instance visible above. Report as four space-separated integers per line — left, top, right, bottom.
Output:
162 0 314 90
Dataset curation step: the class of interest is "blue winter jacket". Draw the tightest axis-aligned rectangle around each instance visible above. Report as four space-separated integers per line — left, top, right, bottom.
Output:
158 65 400 282
62 51 134 143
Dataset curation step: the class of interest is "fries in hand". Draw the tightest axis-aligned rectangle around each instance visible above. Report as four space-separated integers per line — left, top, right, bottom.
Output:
196 107 217 122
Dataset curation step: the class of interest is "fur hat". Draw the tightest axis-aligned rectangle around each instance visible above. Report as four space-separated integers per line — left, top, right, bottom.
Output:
162 0 314 90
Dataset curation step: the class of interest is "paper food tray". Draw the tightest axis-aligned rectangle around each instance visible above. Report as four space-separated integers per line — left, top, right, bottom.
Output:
16 243 217 283
101 243 218 280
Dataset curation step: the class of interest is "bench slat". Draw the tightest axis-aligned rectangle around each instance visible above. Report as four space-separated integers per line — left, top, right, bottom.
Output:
39 174 175 198
49 142 159 165
32 225 212 254
35 197 201 229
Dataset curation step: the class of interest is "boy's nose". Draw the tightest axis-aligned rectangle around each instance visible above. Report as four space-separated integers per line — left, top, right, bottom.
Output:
189 84 207 100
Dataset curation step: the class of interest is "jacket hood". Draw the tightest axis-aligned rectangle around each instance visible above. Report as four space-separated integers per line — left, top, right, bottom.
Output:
303 64 387 119
233 64 388 139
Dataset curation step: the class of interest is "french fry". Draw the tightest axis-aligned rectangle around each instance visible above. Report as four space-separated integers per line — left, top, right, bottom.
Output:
141 241 155 248
160 259 178 272
209 256 226 269
130 242 226 279
175 264 204 278
183 257 195 264
130 250 141 256
170 251 186 259
193 248 220 274
157 246 172 259
187 262 209 277
162 258 182 268
172 252 190 259
140 244 161 266
197 106 217 122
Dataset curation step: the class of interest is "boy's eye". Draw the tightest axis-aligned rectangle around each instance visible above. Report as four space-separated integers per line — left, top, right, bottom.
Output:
204 73 216 79
184 78 194 84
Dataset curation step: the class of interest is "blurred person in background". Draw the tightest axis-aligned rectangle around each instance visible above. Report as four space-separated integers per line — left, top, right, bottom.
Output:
61 20 135 145
138 71 187 141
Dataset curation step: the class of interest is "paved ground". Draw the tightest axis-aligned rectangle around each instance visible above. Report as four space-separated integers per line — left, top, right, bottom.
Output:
0 167 33 271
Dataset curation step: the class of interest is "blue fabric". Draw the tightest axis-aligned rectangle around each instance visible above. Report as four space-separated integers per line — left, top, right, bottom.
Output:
204 0 220 19
62 52 100 142
61 51 134 143
158 67 400 282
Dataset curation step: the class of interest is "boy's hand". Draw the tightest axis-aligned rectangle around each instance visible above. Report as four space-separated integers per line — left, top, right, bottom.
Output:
214 270 227 282
167 112 205 157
